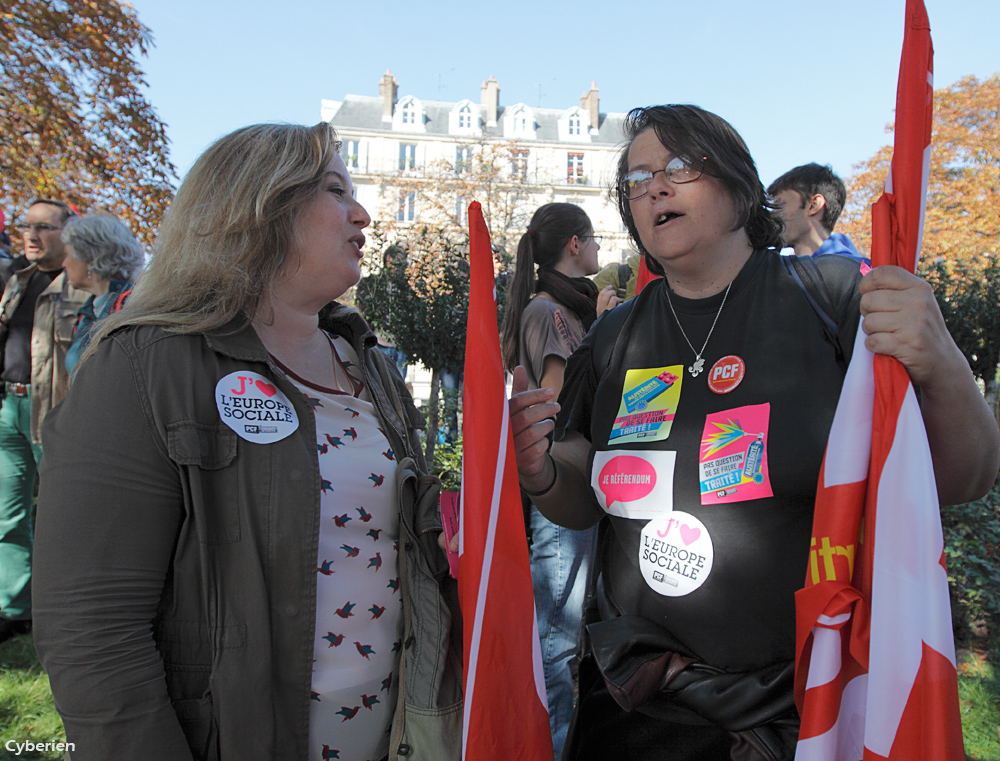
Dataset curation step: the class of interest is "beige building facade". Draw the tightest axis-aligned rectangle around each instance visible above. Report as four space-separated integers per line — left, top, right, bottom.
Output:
321 71 633 264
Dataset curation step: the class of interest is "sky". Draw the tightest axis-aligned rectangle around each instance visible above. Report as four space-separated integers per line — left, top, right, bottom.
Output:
128 0 1000 188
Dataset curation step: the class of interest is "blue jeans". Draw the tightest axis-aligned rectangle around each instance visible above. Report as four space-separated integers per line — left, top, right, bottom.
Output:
0 391 41 620
529 505 597 760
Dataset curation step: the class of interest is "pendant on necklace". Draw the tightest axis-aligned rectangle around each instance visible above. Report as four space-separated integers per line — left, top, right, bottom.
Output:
689 357 705 377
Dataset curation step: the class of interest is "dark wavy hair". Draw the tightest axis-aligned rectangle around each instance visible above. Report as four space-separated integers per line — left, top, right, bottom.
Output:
767 162 846 233
499 202 591 372
613 105 783 274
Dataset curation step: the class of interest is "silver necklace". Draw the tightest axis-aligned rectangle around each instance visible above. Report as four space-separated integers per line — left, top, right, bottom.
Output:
665 280 733 377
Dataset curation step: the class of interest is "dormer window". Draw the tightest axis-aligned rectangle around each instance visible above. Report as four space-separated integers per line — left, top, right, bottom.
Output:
558 107 591 142
503 104 536 139
393 95 426 133
448 100 481 136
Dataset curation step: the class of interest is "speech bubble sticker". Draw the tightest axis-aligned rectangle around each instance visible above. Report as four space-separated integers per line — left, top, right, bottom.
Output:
598 456 656 508
215 370 299 444
638 512 714 597
590 450 675 520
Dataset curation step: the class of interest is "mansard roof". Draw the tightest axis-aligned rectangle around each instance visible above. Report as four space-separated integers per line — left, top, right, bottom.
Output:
325 95 626 145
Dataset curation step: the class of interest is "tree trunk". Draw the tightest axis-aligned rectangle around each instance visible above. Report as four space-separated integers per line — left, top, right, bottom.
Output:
425 368 441 468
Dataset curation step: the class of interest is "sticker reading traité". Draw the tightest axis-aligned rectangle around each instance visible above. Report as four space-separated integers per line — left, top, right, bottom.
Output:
609 365 684 445
698 403 772 505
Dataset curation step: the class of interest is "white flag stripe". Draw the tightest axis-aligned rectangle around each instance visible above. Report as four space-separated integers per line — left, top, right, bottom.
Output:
805 626 845 690
864 385 954 756
824 329 874 488
794 675 868 761
460 386 513 758
531 603 548 707
915 143 931 268
817 612 852 627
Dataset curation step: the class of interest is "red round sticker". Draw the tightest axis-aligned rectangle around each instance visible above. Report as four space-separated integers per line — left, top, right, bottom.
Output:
707 355 745 394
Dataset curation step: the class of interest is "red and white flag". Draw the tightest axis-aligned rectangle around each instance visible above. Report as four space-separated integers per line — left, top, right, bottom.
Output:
793 1 965 759
459 201 553 761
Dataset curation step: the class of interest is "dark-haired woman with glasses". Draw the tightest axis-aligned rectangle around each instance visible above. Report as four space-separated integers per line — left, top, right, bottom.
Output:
500 202 614 759
508 105 998 759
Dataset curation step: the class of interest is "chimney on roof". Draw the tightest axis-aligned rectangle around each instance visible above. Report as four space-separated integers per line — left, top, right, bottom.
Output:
481 76 500 127
379 70 398 123
581 82 599 133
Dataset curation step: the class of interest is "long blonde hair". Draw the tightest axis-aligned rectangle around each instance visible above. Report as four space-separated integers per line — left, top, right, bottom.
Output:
84 122 341 359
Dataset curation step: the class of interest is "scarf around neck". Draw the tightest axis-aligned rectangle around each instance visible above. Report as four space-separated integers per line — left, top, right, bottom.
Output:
536 267 599 332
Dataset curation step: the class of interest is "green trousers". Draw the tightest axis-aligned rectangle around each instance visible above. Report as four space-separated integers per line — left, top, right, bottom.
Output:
0 390 42 620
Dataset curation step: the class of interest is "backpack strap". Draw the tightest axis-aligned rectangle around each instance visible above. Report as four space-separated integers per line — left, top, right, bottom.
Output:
780 255 846 370
617 263 631 298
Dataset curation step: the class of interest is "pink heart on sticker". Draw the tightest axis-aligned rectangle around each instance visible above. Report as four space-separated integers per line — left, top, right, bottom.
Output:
255 380 277 397
679 524 701 546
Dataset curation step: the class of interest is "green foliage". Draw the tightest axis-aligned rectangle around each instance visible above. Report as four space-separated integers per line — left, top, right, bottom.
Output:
943 482 1000 630
434 436 462 493
357 222 512 468
0 635 66 760
958 652 1000 760
920 255 1000 383
360 227 470 375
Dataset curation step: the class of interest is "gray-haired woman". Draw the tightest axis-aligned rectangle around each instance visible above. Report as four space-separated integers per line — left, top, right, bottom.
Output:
60 214 144 372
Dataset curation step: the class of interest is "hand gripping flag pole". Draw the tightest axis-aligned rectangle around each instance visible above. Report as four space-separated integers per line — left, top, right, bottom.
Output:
793 1 964 759
460 201 554 761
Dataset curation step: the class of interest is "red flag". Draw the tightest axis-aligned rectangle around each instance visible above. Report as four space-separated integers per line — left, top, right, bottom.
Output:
460 201 553 760
635 255 659 296
794 2 964 759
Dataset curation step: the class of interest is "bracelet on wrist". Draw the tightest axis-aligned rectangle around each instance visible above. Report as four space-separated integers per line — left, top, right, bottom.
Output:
523 454 558 497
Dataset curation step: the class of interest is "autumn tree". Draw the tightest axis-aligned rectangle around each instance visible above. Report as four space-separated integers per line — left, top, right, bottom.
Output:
840 74 1000 386
356 140 524 465
841 74 1000 264
0 0 175 246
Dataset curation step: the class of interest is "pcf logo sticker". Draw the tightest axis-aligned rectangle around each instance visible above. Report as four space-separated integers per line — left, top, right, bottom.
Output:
215 371 299 443
707 355 745 394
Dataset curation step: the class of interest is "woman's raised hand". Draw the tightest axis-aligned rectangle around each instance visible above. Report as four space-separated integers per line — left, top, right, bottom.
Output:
509 365 559 492
596 285 621 317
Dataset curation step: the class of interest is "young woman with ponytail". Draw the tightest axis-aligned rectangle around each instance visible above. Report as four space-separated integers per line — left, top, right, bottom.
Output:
500 202 613 759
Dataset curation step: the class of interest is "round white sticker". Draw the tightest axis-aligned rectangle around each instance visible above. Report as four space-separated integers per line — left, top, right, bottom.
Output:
215 371 299 443
638 512 714 597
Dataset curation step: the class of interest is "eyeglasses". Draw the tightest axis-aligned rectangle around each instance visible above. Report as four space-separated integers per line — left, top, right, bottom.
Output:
622 157 704 200
581 234 603 246
18 223 63 234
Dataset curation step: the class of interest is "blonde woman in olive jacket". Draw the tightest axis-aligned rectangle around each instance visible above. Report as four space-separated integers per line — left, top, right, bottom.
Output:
33 123 462 761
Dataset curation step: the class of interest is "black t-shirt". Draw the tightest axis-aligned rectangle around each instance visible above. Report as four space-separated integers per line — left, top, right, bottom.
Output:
2 268 62 383
556 250 863 671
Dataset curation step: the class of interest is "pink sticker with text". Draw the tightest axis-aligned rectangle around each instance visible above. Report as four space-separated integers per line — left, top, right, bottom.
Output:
698 403 772 505
590 450 675 520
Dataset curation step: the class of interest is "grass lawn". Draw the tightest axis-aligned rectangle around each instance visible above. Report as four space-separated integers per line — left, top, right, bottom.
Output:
2 629 1000 758
960 637 1000 761
0 632 66 761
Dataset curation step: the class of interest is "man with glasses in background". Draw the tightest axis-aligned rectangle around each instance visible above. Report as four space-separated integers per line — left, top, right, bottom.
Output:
0 199 86 643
